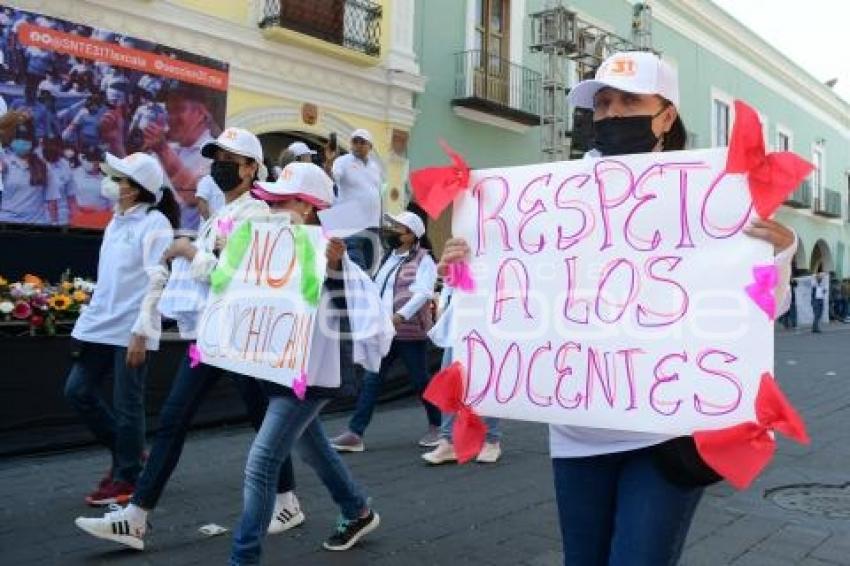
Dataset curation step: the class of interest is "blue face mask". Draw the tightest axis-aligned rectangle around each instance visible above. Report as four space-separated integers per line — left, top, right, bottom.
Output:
10 139 32 157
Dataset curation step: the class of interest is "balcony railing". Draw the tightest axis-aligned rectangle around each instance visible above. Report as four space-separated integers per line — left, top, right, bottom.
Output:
785 180 812 208
452 50 541 126
814 188 842 219
259 0 382 57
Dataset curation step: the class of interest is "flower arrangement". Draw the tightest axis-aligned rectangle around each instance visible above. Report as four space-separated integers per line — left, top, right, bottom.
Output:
0 271 96 336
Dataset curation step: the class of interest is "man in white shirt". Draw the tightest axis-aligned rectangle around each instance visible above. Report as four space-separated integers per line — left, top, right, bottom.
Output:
811 272 828 333
330 128 384 271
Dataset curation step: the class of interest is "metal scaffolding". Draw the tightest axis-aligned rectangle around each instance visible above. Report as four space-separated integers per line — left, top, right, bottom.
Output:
529 2 653 161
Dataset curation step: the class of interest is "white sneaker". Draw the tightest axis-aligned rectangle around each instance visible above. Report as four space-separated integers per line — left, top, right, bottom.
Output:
268 492 305 534
75 504 146 550
476 442 502 463
421 439 457 465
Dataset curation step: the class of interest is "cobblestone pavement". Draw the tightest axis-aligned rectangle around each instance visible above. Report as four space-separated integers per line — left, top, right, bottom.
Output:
1 326 849 565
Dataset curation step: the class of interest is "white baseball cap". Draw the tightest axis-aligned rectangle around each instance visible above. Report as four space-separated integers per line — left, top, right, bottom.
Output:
101 152 164 200
288 141 317 158
252 162 334 209
201 127 269 181
384 211 426 239
350 128 373 144
567 51 679 110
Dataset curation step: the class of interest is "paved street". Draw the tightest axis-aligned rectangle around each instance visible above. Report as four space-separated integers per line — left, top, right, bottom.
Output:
1 326 849 565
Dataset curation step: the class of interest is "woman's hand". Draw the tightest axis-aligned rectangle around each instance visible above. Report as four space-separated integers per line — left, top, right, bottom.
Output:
743 219 795 254
437 237 471 277
326 237 346 270
126 333 147 368
162 237 196 263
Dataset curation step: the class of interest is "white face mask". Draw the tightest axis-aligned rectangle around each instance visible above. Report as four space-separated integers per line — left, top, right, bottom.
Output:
269 209 301 224
100 177 120 201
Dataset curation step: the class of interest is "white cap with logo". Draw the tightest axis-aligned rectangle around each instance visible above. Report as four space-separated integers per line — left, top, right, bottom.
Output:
252 162 334 209
384 211 426 239
288 141 317 158
350 128 373 144
567 51 679 110
201 127 268 181
101 152 165 201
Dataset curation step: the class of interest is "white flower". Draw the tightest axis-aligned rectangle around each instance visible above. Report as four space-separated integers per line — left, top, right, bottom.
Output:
0 301 13 314
73 277 85 289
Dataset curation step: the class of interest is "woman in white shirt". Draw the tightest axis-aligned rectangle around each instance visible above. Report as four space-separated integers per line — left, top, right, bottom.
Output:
330 210 442 452
437 51 797 566
65 152 177 507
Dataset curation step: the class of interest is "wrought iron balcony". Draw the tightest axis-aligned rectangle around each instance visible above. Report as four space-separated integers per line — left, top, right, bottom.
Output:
452 50 541 126
785 180 812 208
814 188 842 219
259 0 382 57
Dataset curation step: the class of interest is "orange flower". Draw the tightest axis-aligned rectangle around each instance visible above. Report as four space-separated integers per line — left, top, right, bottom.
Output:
23 274 43 288
48 294 72 311
0 275 8 286
61 281 74 291
72 290 89 303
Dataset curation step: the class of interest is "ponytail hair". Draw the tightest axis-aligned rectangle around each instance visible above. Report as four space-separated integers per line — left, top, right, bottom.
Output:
133 181 180 229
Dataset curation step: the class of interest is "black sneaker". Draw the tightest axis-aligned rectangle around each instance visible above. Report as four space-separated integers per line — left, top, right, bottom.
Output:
322 510 380 551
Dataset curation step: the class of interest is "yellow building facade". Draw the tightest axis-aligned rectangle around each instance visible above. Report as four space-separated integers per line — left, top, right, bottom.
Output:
16 0 425 213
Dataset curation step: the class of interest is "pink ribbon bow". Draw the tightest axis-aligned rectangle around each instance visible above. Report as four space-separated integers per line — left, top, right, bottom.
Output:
409 140 471 219
726 100 814 219
293 371 308 401
423 361 486 463
216 216 235 237
188 342 202 368
445 261 476 292
694 373 809 489
744 265 778 319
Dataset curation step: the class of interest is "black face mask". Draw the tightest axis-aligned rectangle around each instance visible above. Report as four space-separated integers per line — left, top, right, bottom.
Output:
385 234 403 249
591 109 665 156
211 160 243 192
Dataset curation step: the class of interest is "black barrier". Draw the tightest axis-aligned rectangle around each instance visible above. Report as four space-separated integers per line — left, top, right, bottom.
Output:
0 334 442 457
0 224 102 280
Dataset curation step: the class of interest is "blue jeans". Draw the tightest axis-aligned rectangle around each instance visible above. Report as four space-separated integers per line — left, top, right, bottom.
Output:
231 394 367 565
812 299 824 331
552 447 703 566
132 354 295 509
348 339 442 437
64 341 148 484
438 347 501 443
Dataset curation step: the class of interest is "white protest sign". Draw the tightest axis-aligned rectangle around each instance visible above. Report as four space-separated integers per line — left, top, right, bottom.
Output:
450 147 773 435
196 221 328 388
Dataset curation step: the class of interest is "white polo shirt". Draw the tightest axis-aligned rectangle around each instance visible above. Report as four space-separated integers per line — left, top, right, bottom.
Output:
72 205 174 350
331 152 383 230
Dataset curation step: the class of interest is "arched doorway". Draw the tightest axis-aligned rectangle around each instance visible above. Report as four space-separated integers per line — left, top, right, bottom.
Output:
793 235 807 275
258 131 329 179
810 239 834 274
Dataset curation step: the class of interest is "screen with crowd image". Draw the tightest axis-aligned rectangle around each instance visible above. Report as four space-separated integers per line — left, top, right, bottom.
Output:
0 4 229 231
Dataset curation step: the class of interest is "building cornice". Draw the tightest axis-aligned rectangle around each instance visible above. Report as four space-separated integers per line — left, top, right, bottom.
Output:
651 0 850 138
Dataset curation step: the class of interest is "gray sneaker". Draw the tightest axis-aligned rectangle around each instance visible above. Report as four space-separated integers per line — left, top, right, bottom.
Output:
331 431 365 452
418 427 441 448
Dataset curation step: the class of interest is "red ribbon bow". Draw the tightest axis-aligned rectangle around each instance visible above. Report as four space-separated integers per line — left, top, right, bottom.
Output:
409 140 471 219
726 100 814 219
694 373 809 489
423 361 486 463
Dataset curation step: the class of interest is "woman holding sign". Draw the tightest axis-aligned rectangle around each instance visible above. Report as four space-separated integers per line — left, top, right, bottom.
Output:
438 51 797 566
74 128 303 550
229 162 387 563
